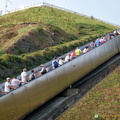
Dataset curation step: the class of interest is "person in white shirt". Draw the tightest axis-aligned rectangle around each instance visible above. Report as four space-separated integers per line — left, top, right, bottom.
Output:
4 77 17 94
21 68 28 85
83 46 89 53
65 53 71 62
59 57 65 66
40 64 47 75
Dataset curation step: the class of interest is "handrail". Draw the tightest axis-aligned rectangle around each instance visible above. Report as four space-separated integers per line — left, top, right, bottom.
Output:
0 31 120 97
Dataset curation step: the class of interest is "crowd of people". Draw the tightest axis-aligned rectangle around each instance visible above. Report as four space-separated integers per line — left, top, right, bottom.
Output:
3 65 48 94
1 30 120 95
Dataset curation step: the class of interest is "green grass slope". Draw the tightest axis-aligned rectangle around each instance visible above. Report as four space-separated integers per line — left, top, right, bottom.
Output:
0 6 119 82
0 6 118 55
58 66 120 120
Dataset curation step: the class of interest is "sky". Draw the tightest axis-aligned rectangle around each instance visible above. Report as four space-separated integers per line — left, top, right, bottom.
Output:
0 0 120 27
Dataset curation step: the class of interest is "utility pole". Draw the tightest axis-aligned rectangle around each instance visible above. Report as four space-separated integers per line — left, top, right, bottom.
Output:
5 0 12 14
0 11 2 16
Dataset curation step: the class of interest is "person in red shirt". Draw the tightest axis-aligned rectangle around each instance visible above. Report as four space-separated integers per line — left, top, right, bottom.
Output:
71 49 77 59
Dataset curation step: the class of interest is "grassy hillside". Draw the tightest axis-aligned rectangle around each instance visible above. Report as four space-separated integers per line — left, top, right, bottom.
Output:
58 66 120 120
0 6 119 82
0 6 118 55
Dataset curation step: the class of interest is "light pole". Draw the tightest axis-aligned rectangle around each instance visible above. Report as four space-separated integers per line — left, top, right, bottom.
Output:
5 0 12 14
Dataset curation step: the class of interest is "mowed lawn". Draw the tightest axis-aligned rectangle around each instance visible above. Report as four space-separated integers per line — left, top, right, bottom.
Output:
58 66 120 120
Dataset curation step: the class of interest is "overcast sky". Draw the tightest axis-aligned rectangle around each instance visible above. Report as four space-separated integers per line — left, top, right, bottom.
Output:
0 0 120 26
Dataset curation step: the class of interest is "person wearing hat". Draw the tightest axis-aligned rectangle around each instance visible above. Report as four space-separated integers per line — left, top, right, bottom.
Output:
40 64 47 75
4 77 17 94
21 68 28 85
